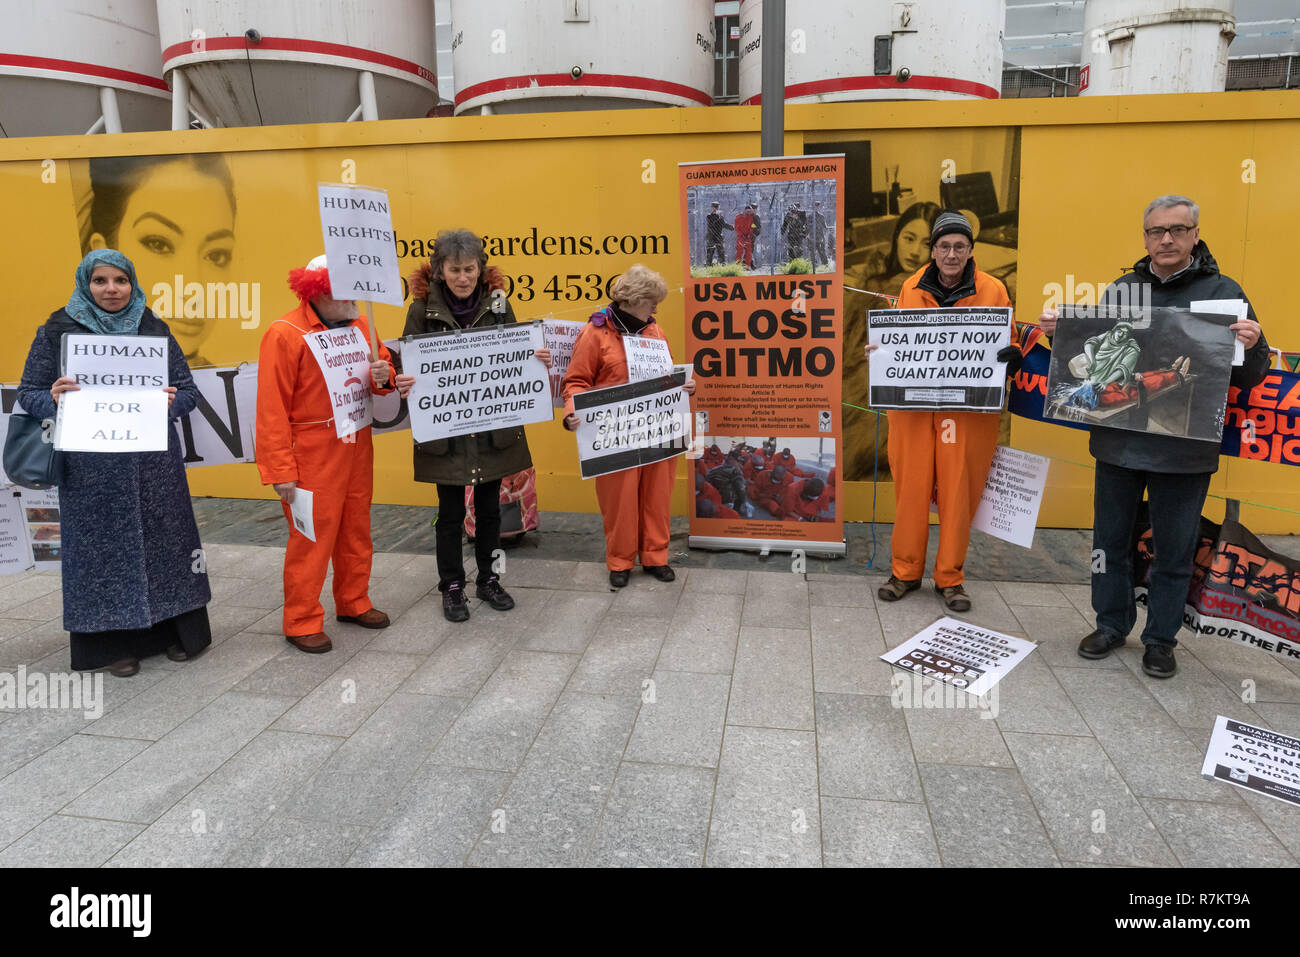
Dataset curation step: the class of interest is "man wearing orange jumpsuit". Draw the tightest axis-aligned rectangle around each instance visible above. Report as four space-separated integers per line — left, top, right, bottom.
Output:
872 211 1021 612
562 266 695 588
734 205 756 269
256 255 403 653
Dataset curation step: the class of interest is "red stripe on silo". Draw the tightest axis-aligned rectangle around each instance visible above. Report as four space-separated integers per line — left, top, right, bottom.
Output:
454 73 714 108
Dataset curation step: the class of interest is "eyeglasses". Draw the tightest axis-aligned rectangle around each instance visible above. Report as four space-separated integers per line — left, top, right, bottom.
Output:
1144 225 1195 239
934 242 971 255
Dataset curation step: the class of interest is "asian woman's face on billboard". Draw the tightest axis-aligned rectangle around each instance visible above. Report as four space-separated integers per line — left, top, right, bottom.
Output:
90 159 235 359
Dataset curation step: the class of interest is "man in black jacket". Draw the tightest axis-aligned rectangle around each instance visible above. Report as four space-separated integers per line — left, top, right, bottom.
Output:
705 202 732 266
1040 195 1269 678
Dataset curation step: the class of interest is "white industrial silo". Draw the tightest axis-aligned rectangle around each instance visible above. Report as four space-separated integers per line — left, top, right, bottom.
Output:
451 0 716 115
738 0 1005 104
0 0 170 137
156 0 439 128
1080 0 1236 95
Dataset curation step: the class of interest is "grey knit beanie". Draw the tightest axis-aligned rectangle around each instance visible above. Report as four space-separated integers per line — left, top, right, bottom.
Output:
931 210 973 244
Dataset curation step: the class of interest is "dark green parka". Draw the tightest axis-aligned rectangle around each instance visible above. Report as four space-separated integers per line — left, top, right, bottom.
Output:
402 275 534 486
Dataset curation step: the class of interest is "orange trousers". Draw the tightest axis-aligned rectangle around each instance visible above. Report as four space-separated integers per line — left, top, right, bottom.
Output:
886 409 1000 587
279 425 376 636
594 457 678 571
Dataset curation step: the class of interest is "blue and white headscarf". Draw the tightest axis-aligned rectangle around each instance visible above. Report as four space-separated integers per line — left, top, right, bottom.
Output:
65 249 147 335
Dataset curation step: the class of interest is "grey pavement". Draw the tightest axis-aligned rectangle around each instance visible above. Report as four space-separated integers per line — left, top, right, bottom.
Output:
0 498 1298 867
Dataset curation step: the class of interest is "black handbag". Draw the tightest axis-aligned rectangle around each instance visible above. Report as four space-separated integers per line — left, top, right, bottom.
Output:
3 411 63 489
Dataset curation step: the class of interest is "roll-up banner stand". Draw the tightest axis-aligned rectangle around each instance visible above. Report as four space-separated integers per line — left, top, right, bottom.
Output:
680 155 845 557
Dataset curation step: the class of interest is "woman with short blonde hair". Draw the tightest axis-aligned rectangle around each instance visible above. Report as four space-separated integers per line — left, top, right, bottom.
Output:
560 264 694 588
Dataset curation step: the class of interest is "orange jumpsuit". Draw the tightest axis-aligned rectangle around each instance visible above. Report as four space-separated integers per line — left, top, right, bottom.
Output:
256 302 396 636
888 264 1013 587
562 318 679 572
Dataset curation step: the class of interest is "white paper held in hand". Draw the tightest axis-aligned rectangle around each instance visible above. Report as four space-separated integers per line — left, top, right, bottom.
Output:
289 487 316 542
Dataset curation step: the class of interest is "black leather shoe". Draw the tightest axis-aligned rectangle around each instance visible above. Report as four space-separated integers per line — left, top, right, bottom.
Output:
609 569 631 589
443 584 470 623
1142 643 1177 679
1077 629 1125 660
643 565 676 582
476 577 515 611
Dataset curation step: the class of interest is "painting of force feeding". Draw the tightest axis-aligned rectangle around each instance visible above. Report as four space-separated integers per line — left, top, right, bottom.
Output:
1044 306 1237 442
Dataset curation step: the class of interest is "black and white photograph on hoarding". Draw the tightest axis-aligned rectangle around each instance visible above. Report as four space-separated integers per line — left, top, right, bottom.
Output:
686 180 838 277
1044 305 1237 442
806 128 1021 481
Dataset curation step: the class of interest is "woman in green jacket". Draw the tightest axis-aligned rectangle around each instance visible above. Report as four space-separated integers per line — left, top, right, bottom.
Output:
397 229 550 622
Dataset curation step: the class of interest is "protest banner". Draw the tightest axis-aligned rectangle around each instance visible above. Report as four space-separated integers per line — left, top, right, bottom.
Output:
1202 716 1300 807
572 371 691 479
54 334 169 453
405 322 551 442
625 335 674 382
867 308 1012 410
972 446 1050 548
542 318 585 409
880 616 1037 697
680 154 845 555
1044 306 1236 441
1132 508 1300 660
0 491 31 574
175 365 259 467
317 184 404 308
1013 339 1300 468
302 325 374 440
372 339 411 435
18 487 61 569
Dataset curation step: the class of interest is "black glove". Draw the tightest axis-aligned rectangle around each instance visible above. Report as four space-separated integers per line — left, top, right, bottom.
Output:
996 345 1023 377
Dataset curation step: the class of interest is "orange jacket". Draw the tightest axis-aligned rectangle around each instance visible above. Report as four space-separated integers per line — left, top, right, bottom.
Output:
255 301 395 485
897 260 1016 348
560 317 672 417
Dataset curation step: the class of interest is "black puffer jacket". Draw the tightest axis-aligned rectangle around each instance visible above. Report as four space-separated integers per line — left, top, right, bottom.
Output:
1092 240 1270 474
401 277 533 486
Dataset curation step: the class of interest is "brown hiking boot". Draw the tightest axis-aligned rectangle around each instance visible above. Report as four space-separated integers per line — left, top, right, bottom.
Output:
877 576 922 602
935 584 972 612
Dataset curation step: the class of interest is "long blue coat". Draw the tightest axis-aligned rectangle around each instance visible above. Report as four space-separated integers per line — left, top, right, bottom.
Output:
17 308 212 633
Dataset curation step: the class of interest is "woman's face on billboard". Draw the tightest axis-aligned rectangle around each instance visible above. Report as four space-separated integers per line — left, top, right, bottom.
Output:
895 219 932 274
91 159 235 359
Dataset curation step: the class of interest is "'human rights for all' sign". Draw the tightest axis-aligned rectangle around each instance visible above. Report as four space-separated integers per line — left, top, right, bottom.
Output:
317 183 403 306
868 308 1012 410
405 322 551 443
54 334 169 453
573 372 691 479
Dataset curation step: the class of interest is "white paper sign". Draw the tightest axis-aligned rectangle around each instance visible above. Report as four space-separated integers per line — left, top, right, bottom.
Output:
175 365 260 467
572 372 691 479
972 446 1051 549
542 318 585 409
317 183 404 306
1202 715 1300 807
405 322 551 442
868 308 1012 410
880 616 1037 697
289 487 316 542
1191 299 1247 366
0 492 32 575
54 334 170 453
18 487 61 570
302 326 373 440
625 335 674 382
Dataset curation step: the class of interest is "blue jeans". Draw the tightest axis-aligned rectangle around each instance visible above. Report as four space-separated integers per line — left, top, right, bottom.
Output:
1091 460 1212 648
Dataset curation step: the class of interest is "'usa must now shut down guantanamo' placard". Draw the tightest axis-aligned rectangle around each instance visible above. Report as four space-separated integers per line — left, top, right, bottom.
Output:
868 308 1012 411
404 322 552 443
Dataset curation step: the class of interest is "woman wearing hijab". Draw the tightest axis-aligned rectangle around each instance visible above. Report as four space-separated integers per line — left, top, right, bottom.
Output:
561 264 695 588
17 250 212 677
399 229 550 623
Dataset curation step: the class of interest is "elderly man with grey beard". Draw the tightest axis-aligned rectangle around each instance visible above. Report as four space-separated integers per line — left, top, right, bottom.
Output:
1039 195 1269 679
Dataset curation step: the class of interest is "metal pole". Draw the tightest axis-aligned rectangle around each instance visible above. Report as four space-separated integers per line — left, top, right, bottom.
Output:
358 70 379 121
171 69 191 130
760 0 785 157
99 87 123 134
